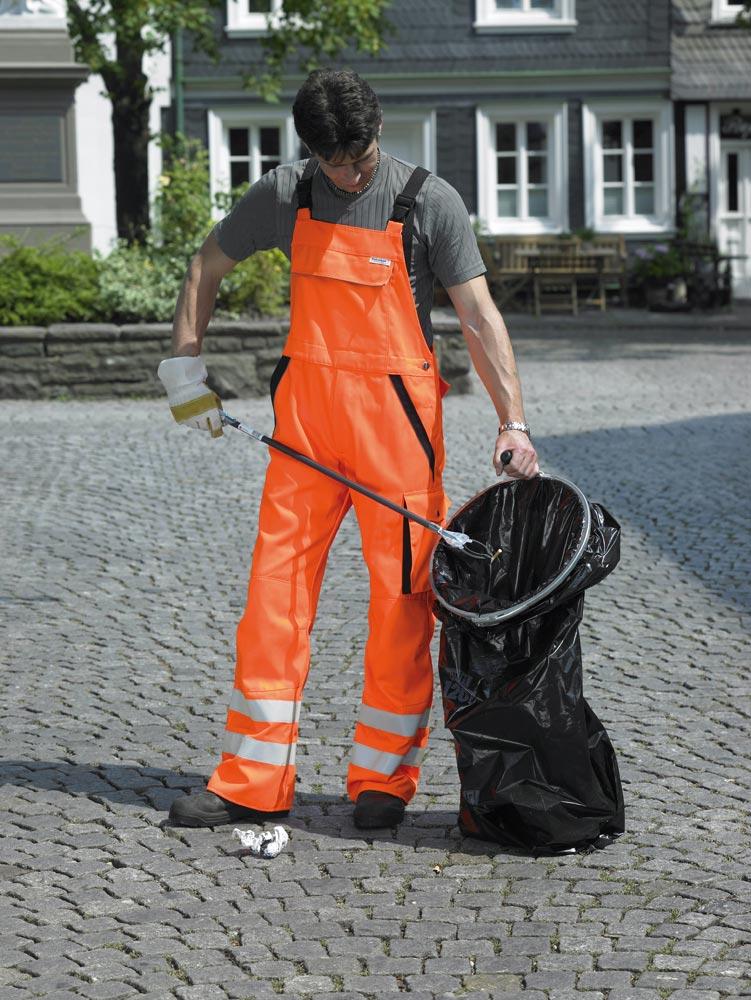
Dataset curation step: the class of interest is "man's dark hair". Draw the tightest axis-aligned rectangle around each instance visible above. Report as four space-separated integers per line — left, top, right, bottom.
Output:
292 69 381 160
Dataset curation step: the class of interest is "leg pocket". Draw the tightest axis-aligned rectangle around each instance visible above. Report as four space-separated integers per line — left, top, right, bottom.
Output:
401 487 448 594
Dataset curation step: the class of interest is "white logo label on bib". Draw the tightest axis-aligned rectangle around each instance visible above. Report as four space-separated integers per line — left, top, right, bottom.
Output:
369 256 392 266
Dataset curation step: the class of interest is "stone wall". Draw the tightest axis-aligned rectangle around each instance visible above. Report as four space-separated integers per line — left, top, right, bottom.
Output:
0 317 473 400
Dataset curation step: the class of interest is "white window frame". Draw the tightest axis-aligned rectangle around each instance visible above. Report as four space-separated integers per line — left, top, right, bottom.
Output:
474 0 576 33
380 109 437 171
710 0 745 24
208 109 298 218
476 102 568 235
226 0 282 37
582 99 674 235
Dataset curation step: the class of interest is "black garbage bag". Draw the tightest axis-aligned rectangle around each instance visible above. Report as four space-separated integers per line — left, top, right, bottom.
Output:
431 475 625 854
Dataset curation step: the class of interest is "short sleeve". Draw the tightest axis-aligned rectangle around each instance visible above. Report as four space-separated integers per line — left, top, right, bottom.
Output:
422 176 486 289
211 169 282 262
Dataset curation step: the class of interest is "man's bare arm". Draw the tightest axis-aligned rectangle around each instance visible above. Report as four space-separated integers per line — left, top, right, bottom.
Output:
171 231 239 357
446 274 538 478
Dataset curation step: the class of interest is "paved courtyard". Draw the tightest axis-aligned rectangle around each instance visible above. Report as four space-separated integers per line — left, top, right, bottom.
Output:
1 321 750 1000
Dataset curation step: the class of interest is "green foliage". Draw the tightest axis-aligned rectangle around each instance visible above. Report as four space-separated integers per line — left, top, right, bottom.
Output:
243 0 393 101
153 133 214 254
65 0 391 243
220 247 290 317
630 242 689 283
95 238 186 323
1 132 289 326
0 232 103 326
96 132 289 323
65 0 222 99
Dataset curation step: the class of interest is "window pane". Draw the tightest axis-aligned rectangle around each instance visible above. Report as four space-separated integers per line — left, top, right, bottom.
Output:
728 152 739 212
495 0 522 8
634 153 653 182
602 120 622 149
603 154 622 182
633 119 654 149
261 159 280 175
260 127 280 157
247 0 272 11
497 189 518 216
526 121 547 151
634 186 655 215
603 188 623 215
528 155 547 184
497 157 516 184
231 161 250 187
530 0 554 8
496 123 516 152
229 128 249 157
528 188 548 217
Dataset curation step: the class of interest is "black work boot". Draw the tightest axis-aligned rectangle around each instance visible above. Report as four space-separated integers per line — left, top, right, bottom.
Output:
168 789 289 828
353 791 406 829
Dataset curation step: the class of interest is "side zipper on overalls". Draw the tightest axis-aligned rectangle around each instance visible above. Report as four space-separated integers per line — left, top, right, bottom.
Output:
269 354 291 432
388 373 436 478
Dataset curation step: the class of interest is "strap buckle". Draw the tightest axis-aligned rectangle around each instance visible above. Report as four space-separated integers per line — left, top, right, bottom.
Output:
391 193 415 221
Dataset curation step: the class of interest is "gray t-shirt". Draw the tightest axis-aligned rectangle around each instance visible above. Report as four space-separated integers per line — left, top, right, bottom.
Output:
212 153 486 343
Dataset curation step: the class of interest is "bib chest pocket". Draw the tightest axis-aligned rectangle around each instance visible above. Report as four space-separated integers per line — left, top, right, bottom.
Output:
289 244 393 362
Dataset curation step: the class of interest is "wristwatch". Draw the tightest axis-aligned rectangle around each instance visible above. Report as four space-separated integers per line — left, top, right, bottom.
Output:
499 420 531 437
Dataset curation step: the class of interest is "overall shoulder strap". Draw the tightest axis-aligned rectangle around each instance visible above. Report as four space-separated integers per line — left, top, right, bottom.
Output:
390 166 431 271
296 158 318 213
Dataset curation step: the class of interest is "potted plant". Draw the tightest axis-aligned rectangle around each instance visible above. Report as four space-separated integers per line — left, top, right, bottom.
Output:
631 242 690 311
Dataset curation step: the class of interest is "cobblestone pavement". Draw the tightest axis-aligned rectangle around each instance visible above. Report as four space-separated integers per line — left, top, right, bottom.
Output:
2 323 750 1000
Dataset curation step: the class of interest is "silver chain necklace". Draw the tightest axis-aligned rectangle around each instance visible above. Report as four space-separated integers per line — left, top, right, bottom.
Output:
322 148 381 200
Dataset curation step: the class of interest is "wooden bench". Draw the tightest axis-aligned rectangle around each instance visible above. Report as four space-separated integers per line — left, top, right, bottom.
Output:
477 234 628 313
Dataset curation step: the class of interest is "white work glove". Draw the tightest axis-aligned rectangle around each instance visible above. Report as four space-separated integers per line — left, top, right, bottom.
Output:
157 355 223 439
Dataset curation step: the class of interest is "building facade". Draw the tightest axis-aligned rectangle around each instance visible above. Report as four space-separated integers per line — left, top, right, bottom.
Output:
185 0 673 245
2 1 750 295
0 0 170 254
0 0 90 250
672 0 751 295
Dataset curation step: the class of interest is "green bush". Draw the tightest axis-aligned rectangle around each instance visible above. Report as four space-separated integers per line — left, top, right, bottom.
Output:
0 132 289 326
96 237 289 323
97 133 289 323
95 237 186 324
0 232 103 326
630 242 689 283
218 249 289 318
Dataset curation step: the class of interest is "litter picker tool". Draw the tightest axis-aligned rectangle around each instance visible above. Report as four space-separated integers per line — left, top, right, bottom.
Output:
220 410 510 564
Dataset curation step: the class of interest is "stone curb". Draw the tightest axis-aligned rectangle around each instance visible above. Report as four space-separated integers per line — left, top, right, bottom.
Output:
0 317 473 400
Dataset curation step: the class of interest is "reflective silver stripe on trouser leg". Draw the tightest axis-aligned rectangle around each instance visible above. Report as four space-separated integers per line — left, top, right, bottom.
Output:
350 743 425 776
352 704 430 775
358 704 430 737
228 689 302 724
223 690 300 765
223 730 297 767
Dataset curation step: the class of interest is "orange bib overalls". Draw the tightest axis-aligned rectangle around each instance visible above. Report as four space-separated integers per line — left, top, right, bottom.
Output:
208 163 449 811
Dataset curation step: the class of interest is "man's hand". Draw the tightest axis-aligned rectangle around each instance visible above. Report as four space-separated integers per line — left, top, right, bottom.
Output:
493 429 539 478
157 355 224 439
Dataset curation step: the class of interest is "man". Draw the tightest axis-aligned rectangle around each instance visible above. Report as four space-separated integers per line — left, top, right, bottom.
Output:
158 69 538 831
